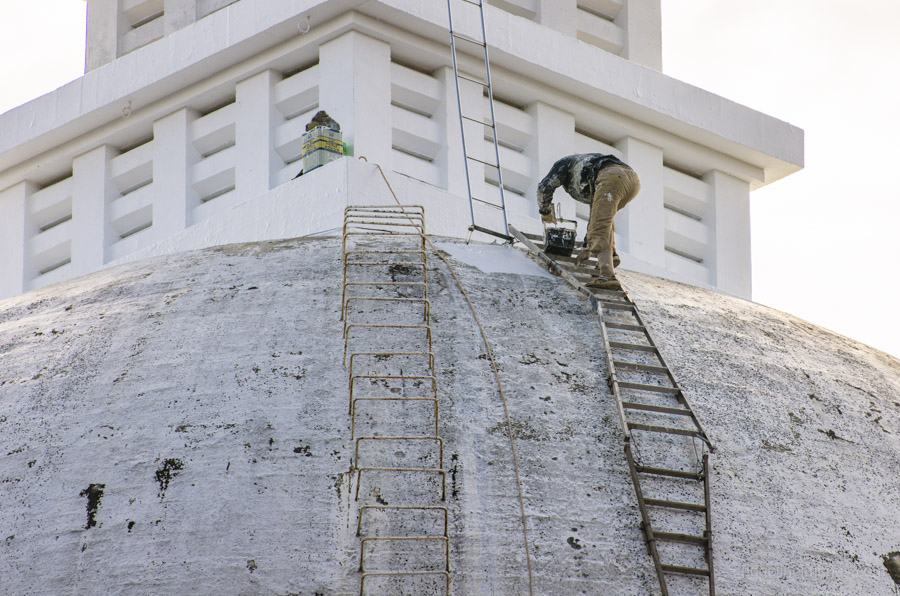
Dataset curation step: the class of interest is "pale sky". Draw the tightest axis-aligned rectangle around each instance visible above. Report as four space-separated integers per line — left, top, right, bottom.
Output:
0 0 898 358
663 0 900 360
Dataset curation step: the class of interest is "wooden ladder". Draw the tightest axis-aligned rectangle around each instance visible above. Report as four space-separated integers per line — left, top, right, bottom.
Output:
510 225 716 596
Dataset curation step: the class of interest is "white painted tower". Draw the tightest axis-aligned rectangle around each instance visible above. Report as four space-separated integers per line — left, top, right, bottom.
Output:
0 0 802 301
3 4 900 596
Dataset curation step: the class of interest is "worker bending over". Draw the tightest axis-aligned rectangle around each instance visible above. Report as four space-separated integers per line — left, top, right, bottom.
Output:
537 153 640 281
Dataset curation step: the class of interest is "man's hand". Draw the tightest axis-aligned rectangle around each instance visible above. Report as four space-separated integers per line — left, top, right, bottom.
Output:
540 210 557 224
574 250 592 267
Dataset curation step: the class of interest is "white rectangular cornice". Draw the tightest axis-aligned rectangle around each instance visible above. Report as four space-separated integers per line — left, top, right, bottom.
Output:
0 0 802 191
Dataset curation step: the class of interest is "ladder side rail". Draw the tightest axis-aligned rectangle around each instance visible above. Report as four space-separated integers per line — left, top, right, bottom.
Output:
704 452 716 596
625 442 670 596
592 293 633 442
477 3 509 235
446 0 477 230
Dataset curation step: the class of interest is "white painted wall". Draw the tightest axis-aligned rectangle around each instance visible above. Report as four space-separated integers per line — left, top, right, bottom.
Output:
0 0 801 301
86 0 659 71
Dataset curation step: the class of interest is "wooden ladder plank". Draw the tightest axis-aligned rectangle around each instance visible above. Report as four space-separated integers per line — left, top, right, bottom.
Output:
613 361 670 374
654 531 709 546
635 464 703 481
628 423 701 437
599 301 636 312
661 563 711 577
621 401 695 417
610 341 659 353
604 321 646 332
618 381 679 395
644 498 707 512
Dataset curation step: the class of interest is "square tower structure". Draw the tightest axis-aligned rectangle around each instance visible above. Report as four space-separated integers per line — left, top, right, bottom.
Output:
0 0 803 300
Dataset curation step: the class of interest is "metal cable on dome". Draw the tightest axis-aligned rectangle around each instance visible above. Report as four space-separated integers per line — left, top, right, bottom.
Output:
359 156 535 596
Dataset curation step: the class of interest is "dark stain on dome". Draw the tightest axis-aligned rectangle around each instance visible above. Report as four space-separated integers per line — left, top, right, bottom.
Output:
884 552 900 585
79 483 105 529
155 458 184 499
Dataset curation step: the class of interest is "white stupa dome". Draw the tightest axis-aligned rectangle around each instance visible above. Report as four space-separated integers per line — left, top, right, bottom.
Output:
1 237 897 595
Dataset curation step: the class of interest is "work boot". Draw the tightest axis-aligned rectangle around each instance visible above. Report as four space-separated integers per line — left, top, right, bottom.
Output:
586 276 622 291
613 250 620 268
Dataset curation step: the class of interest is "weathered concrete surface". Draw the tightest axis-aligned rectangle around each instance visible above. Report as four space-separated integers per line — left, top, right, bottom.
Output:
1 237 897 595
621 271 900 596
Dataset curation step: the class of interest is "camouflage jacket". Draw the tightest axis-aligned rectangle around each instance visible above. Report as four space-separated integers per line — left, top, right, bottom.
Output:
536 153 629 214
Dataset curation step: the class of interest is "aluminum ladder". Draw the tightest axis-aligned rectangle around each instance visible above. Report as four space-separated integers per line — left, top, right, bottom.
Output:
342 206 450 595
446 0 512 243
510 225 717 596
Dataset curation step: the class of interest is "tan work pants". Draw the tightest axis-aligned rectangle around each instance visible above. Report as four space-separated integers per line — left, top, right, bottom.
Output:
584 165 641 254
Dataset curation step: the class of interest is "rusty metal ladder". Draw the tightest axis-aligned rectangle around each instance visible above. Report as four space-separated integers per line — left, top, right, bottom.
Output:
342 206 450 595
510 225 716 596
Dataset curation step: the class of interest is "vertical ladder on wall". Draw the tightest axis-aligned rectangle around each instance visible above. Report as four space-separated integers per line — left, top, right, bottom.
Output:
509 225 717 596
342 206 450 596
446 0 513 243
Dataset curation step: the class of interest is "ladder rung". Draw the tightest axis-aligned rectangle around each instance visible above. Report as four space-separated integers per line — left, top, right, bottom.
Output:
451 32 486 47
604 321 644 332
635 465 702 481
618 381 679 395
546 252 578 262
345 261 424 267
653 531 708 546
609 341 658 353
462 114 496 128
460 0 484 6
613 361 669 374
644 498 707 512
567 265 613 276
468 224 513 242
343 281 426 286
457 73 488 86
471 196 504 209
345 218 423 225
346 205 425 213
621 402 694 417
465 155 500 169
344 250 426 255
628 423 699 437
600 301 635 311
661 563 711 577
352 396 436 402
588 294 631 307
344 209 425 220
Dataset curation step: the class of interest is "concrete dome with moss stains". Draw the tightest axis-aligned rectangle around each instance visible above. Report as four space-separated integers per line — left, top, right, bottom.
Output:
0 236 898 595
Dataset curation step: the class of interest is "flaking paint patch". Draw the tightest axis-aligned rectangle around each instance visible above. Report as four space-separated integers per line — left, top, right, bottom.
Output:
155 458 184 499
79 484 105 529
